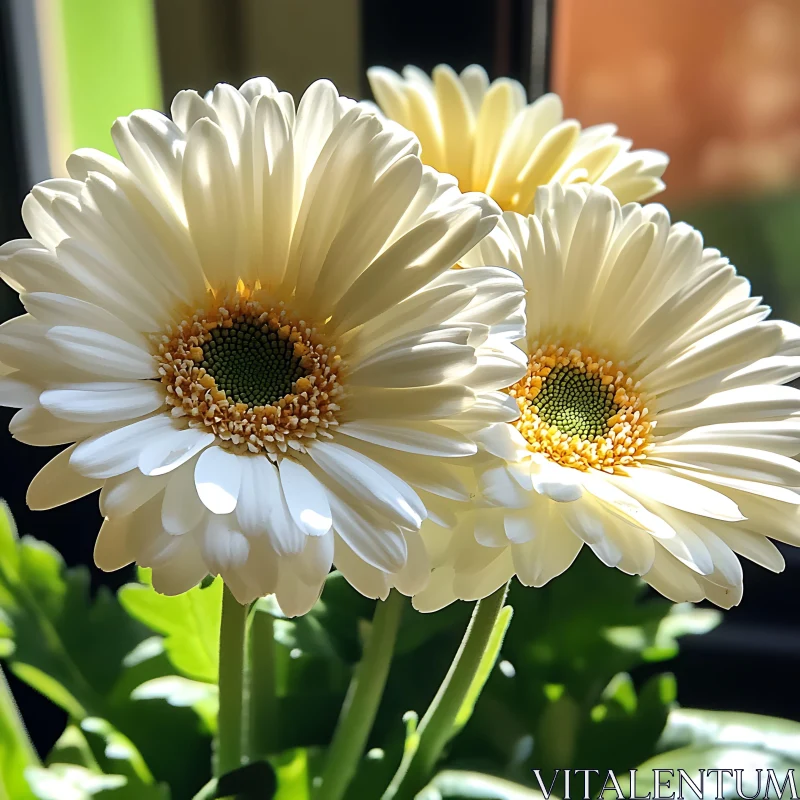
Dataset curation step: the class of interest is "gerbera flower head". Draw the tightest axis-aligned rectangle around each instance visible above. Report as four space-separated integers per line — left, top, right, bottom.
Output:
0 77 528 612
367 64 668 213
414 183 800 612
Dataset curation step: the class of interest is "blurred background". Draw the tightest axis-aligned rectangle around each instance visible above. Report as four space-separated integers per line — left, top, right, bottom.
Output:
1 0 799 761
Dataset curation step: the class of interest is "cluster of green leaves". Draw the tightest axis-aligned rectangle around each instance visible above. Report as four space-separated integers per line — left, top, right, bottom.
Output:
2 500 799 800
0 503 210 799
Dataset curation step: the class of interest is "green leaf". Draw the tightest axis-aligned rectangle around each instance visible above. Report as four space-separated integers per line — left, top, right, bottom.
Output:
41 720 170 800
272 750 310 800
46 725 101 771
600 673 637 715
25 765 126 800
0 664 39 800
658 708 800 762
118 576 222 683
0 506 211 798
79 718 155 786
0 510 151 717
453 606 513 735
422 770 548 799
631 706 800 799
635 744 798 799
131 677 218 733
26 762 170 800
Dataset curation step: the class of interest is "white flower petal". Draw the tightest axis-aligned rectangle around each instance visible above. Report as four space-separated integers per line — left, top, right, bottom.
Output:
41 383 164 423
162 464 206 535
624 467 744 522
308 441 425 530
28 445 103 510
278 458 332 537
138 427 215 477
236 456 305 555
71 416 175 479
336 420 477 458
333 535 392 600
392 531 430 596
47 326 157 380
194 446 242 515
21 292 151 350
530 459 584 503
99 470 168 517
95 515 137 572
329 491 407 573
0 374 40 407
202 514 250 572
10 406 106 447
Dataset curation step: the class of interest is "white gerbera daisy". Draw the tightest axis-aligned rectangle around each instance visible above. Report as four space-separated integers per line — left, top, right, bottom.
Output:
414 183 800 612
367 64 668 213
0 78 528 612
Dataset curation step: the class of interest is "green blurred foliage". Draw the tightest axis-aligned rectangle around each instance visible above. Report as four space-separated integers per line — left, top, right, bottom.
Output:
1 501 798 800
0 504 209 798
630 709 800 800
0 663 38 800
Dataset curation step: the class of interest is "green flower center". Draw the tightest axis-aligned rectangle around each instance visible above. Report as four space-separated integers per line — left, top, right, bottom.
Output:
201 316 308 407
534 364 619 438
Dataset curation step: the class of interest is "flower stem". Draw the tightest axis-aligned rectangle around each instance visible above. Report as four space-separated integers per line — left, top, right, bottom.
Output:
317 590 405 800
382 583 509 800
247 608 278 759
216 585 249 778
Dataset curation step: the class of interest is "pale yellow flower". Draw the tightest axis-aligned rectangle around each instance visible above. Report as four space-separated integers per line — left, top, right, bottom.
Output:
368 64 668 213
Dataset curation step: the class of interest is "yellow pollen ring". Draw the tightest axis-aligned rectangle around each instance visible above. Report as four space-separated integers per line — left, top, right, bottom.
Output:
506 343 653 474
154 292 343 458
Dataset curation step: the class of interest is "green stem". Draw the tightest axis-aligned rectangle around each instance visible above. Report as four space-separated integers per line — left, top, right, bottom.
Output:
216 585 249 778
247 609 278 759
317 590 405 800
383 583 509 800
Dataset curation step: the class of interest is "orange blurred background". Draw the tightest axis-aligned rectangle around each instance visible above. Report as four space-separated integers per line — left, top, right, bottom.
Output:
552 0 800 203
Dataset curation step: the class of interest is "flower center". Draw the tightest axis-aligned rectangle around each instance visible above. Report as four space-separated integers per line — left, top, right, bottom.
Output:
155 293 342 458
200 319 308 407
507 343 653 474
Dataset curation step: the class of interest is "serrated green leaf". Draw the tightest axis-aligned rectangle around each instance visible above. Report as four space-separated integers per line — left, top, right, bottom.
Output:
118 579 221 683
0 505 211 798
0 522 150 718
